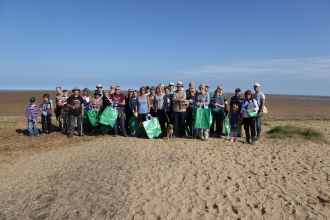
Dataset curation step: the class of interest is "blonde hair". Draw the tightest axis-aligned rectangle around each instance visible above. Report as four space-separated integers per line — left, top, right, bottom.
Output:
232 104 239 111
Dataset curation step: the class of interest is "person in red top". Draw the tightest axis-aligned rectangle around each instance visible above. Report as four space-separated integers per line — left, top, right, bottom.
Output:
110 86 128 137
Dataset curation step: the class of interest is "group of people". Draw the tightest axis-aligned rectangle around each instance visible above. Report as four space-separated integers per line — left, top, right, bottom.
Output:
25 82 265 145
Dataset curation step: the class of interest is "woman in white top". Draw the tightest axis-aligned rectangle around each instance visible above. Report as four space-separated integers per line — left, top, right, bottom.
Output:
240 90 259 145
82 88 91 107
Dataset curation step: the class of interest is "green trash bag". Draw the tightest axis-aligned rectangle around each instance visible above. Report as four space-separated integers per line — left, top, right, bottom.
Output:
128 117 139 135
142 116 162 139
99 106 118 127
100 124 112 134
225 118 230 136
194 108 212 129
82 108 89 124
87 110 101 127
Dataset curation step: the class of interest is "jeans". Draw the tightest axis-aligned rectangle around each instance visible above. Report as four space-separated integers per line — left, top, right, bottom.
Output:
256 115 262 132
28 120 38 136
173 111 186 137
113 108 127 135
69 114 83 137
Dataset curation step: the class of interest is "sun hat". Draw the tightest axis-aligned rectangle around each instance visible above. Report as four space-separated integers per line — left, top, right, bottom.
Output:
30 97 35 102
169 82 174 86
96 84 102 88
254 83 260 87
72 87 80 92
94 90 101 96
176 81 184 87
235 88 241 92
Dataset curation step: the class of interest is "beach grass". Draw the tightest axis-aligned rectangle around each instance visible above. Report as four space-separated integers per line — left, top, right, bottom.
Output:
267 125 328 143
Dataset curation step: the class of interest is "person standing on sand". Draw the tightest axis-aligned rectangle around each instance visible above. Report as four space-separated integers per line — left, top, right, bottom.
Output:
172 82 186 138
54 86 63 131
154 84 166 134
136 86 151 138
26 97 39 137
58 89 70 134
196 84 210 141
82 88 91 107
39 94 53 136
230 88 245 137
110 86 128 137
253 83 265 141
241 90 259 145
66 87 84 138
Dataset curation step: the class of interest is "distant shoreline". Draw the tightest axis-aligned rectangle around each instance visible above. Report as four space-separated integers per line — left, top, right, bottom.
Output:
0 90 329 98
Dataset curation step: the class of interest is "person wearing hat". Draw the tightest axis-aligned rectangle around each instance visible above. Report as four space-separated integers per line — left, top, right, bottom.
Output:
66 87 84 138
229 88 245 137
26 97 39 137
58 89 70 134
168 82 175 94
172 81 187 138
145 86 150 96
253 83 265 140
95 84 103 98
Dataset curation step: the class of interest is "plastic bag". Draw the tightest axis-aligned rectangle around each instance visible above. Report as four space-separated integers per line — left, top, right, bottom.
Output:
100 124 112 134
87 110 100 127
225 118 230 136
193 108 212 129
128 117 139 135
248 111 258 117
142 116 162 139
99 106 118 127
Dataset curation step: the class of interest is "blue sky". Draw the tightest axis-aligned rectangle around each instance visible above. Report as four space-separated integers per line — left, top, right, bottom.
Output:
1 0 330 95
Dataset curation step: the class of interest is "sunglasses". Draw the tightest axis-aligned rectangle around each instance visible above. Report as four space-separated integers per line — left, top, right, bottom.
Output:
115 89 120 90
97 87 102 88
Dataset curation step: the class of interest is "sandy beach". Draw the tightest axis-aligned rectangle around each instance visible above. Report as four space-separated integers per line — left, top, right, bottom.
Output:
0 91 330 219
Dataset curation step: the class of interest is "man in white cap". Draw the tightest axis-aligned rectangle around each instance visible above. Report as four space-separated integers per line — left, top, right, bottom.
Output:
253 83 265 140
96 84 103 98
168 82 175 94
172 81 186 138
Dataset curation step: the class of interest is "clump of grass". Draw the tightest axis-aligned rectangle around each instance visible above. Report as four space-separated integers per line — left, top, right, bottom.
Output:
267 125 328 143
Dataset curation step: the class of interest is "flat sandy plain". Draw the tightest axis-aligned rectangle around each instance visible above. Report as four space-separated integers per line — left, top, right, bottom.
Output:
0 91 330 219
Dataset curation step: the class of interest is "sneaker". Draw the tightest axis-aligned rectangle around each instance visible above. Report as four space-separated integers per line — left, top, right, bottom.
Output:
49 132 53 135
68 136 73 139
230 137 234 142
234 139 238 142
41 132 46 136
204 138 209 141
113 133 117 137
123 134 128 137
78 133 84 137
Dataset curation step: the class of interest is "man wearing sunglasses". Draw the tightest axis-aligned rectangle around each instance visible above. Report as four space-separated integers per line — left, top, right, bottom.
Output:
95 84 104 98
110 86 128 137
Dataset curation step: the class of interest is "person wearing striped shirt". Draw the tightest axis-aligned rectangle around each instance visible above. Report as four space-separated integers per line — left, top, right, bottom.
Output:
26 97 39 137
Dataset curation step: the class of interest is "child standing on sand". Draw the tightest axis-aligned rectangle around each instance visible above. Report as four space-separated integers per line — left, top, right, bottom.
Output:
26 97 39 137
39 94 53 136
228 104 240 142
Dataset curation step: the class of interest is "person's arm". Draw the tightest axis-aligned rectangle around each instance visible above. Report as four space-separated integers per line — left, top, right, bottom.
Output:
135 98 138 113
172 93 185 102
259 98 265 116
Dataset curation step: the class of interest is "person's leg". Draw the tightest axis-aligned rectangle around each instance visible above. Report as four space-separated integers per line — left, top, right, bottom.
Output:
215 113 223 137
179 112 186 137
243 118 250 144
256 116 262 140
69 115 75 138
158 109 166 132
41 115 46 134
46 114 52 134
204 129 209 140
173 112 179 137
27 121 33 136
251 118 256 145
118 109 127 135
77 115 83 136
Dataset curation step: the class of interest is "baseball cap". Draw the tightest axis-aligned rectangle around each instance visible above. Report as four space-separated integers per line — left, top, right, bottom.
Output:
128 88 133 92
254 83 260 87
206 85 210 88
169 82 174 86
235 88 241 92
146 86 150 90
30 97 35 102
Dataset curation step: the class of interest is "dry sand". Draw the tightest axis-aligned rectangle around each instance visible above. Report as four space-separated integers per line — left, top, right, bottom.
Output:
0 92 330 219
